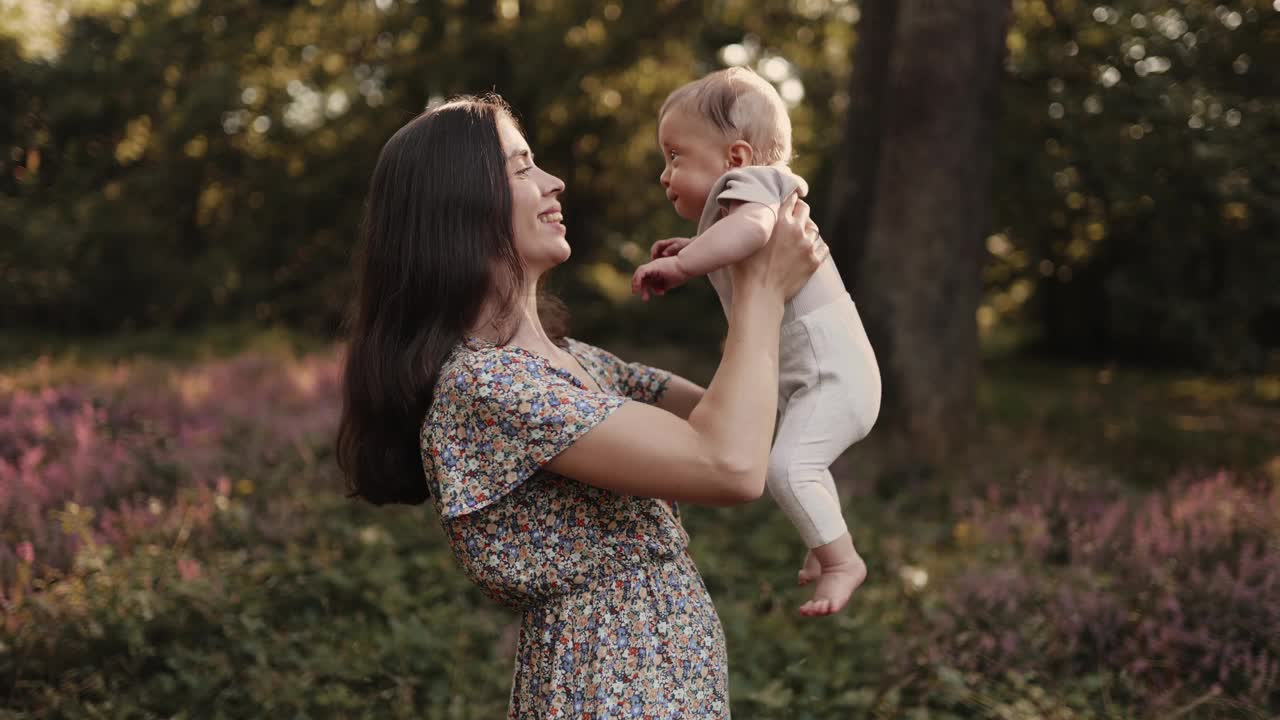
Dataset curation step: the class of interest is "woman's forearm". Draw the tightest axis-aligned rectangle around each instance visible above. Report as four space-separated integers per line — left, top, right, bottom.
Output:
686 285 783 497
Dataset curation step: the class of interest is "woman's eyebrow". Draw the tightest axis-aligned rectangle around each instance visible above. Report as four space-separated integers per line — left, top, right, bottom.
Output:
507 148 532 162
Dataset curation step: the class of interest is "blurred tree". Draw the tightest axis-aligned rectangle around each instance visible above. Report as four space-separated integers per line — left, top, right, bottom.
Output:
827 0 1011 464
1 0 1276 374
991 0 1279 371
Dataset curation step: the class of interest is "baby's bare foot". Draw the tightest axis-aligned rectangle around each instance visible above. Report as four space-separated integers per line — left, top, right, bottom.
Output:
798 557 866 616
797 550 822 586
798 533 867 617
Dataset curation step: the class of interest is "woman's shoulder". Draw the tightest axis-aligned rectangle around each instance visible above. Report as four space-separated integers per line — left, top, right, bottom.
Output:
429 337 595 417
437 338 544 389
421 337 628 519
426 341 513 423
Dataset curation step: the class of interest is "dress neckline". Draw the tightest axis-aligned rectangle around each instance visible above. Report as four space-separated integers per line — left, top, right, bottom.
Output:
463 336 607 395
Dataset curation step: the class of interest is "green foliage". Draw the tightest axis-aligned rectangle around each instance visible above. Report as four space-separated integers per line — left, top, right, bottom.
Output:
993 0 1280 370
2 340 1277 717
0 0 854 345
1 0 1277 362
4 492 515 718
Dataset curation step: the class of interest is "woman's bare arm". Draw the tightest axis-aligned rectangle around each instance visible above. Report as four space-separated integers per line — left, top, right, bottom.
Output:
546 288 784 505
654 374 704 420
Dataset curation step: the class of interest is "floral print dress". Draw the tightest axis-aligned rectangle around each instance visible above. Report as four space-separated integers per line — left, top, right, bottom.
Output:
420 337 730 718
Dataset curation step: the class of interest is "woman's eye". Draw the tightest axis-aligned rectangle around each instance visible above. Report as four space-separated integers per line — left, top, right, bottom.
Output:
516 166 532 176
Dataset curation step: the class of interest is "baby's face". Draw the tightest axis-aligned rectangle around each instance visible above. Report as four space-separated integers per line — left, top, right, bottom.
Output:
657 109 731 222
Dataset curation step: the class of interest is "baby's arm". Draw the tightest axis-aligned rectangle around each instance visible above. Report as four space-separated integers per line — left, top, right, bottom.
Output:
673 202 777 278
631 203 778 300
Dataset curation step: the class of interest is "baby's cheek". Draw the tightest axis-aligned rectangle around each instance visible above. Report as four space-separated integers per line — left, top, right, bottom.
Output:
676 199 699 221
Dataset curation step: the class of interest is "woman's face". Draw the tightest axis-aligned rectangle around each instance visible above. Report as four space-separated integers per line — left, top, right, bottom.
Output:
497 116 568 277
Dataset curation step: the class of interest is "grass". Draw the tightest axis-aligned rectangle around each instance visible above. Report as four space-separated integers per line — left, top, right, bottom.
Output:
0 324 331 374
1 327 1277 719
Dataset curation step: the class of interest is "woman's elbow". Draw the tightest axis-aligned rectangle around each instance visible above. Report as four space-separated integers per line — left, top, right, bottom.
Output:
728 477 767 505
682 425 766 504
711 460 766 505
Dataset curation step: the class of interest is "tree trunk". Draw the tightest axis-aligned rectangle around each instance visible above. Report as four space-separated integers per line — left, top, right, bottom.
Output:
825 0 899 282
829 0 1010 465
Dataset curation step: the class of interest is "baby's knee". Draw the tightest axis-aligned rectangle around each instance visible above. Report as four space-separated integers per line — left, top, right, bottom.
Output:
851 387 881 442
767 453 832 493
766 452 794 491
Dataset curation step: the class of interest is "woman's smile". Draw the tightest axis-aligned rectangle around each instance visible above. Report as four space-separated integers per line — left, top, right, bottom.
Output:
538 207 565 232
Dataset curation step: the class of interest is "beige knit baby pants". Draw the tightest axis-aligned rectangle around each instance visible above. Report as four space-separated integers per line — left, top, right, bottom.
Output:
769 294 882 548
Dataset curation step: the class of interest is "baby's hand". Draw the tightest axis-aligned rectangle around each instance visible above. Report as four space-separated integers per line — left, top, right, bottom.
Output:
631 257 691 302
650 237 692 259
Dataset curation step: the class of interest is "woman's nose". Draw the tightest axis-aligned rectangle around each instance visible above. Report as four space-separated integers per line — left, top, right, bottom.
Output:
542 169 565 196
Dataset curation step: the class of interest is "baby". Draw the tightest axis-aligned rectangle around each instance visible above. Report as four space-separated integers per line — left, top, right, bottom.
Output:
632 67 882 616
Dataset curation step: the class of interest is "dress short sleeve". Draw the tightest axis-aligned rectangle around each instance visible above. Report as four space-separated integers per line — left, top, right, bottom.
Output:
616 358 670 405
421 343 627 519
565 338 671 405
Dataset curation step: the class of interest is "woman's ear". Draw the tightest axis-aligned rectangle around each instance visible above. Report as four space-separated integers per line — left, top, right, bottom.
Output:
727 141 755 168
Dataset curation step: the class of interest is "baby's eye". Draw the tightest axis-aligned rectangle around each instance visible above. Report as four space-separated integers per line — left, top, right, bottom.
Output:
668 150 679 161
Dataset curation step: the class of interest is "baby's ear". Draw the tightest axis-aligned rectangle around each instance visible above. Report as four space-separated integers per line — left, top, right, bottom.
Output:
727 141 754 168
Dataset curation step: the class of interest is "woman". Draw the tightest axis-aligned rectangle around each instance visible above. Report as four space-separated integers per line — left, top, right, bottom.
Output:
337 95 827 718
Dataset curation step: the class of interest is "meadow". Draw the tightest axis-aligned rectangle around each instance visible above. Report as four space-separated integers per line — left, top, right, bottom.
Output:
2 331 1277 719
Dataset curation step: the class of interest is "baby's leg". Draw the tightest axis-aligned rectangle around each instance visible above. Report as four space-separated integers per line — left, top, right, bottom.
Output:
796 469 843 580
770 297 880 615
793 466 855 594
768 403 867 617
766 411 848 550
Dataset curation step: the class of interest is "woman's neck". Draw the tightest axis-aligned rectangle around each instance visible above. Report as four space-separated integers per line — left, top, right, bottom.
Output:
471 283 558 352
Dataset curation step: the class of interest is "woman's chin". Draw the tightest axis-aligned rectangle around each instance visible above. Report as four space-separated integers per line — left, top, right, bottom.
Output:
553 241 572 264
550 229 571 255
529 241 572 272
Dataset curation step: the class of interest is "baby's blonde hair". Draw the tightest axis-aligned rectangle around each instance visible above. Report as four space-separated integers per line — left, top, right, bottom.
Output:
659 67 793 165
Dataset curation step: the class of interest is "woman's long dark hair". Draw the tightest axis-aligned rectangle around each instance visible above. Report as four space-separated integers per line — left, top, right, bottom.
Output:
337 95 565 505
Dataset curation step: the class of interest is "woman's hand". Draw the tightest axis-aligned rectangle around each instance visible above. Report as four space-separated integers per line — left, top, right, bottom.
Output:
729 192 827 302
